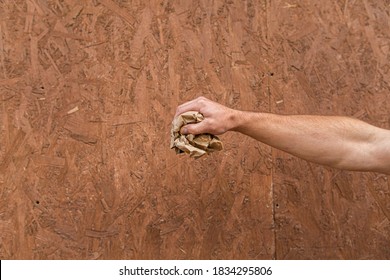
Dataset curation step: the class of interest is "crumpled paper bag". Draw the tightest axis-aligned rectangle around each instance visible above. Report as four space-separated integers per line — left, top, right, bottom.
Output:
170 111 223 158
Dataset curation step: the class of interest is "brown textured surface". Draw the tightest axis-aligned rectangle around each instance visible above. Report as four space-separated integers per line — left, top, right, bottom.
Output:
268 0 390 259
0 0 389 259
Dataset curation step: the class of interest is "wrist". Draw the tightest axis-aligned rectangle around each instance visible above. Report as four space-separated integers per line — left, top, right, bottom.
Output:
229 109 247 132
231 111 269 135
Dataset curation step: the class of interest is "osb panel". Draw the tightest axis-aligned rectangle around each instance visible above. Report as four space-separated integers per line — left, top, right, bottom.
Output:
267 0 390 259
0 0 273 259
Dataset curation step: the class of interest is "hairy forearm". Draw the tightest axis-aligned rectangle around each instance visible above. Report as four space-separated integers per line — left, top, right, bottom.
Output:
231 111 389 173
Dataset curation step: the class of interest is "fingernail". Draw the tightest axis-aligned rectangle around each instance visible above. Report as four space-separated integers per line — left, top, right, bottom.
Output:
182 127 188 134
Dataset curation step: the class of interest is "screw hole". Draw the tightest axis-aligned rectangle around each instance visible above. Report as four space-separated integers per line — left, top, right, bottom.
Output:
36 201 40 205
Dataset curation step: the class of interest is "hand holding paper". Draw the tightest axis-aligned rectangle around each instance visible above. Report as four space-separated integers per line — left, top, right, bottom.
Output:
170 111 223 158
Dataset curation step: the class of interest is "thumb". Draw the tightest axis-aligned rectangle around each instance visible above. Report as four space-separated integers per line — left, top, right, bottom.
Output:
181 122 208 135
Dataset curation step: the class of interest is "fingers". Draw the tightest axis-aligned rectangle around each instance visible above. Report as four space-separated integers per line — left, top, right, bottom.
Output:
181 121 209 135
175 96 217 135
175 96 209 117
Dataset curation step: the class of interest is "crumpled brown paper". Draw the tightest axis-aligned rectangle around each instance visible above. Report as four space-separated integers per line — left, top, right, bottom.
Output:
170 111 223 158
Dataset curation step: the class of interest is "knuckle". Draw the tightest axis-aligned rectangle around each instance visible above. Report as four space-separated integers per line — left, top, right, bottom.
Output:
207 118 215 126
198 99 206 106
197 96 207 103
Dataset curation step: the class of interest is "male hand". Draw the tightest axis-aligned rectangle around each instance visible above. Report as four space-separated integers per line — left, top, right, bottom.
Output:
174 96 239 135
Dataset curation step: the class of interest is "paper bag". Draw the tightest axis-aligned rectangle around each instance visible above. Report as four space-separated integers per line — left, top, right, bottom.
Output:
170 111 223 158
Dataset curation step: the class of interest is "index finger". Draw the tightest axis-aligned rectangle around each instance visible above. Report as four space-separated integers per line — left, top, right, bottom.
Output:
174 97 203 117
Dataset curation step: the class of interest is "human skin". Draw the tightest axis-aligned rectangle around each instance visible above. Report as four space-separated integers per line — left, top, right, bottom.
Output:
175 96 390 175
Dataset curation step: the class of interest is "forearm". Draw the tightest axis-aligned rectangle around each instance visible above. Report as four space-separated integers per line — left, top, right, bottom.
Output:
231 111 386 172
174 96 390 174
